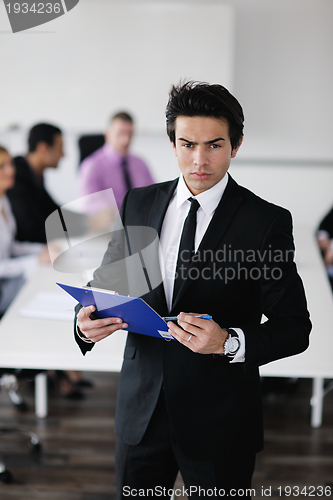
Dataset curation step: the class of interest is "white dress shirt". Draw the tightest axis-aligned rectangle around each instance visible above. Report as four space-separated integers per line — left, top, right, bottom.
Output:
0 195 43 279
159 174 245 363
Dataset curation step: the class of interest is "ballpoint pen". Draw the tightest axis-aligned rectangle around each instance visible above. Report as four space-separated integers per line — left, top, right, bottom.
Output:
164 315 212 321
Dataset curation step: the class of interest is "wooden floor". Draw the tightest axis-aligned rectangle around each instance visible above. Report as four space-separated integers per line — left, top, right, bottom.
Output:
0 374 332 500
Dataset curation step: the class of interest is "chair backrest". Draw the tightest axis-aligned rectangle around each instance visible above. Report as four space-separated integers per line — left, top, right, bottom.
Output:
78 134 105 165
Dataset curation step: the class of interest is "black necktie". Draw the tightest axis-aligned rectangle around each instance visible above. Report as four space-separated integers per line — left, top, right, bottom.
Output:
121 156 132 191
172 197 200 306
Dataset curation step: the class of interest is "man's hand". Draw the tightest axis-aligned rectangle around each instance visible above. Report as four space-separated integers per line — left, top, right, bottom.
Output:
38 244 54 264
77 305 128 343
167 312 228 354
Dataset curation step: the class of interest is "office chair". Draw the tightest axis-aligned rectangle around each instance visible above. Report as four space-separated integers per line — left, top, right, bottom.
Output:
78 133 105 165
0 369 29 412
0 370 41 483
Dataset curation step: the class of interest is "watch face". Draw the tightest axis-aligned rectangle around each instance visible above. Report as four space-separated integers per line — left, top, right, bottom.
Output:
226 336 240 355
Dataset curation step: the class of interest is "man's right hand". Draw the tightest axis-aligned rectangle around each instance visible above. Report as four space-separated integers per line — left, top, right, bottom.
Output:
77 305 128 343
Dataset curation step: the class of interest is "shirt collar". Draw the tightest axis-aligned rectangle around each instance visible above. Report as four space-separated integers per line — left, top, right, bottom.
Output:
103 143 127 161
176 173 229 216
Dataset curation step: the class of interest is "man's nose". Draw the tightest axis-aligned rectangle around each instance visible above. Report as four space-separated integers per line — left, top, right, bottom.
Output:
193 147 208 167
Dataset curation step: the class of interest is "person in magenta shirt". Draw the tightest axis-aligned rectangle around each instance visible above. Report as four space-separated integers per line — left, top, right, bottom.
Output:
79 112 154 217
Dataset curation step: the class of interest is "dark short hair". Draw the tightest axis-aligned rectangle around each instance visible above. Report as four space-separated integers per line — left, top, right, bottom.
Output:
0 145 9 164
166 81 244 150
110 111 133 124
28 123 62 152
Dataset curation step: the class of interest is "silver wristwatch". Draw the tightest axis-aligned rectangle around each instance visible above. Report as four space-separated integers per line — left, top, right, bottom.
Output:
223 329 240 358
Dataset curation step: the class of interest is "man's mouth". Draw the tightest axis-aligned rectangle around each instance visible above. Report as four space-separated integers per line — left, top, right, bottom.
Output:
191 172 212 180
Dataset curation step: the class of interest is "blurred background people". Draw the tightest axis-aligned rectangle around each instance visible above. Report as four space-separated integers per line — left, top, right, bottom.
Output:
5 124 91 398
78 111 154 230
317 207 333 290
0 146 49 316
7 123 64 243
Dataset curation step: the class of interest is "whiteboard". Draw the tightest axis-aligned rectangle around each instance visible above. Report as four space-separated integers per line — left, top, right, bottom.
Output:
0 1 235 133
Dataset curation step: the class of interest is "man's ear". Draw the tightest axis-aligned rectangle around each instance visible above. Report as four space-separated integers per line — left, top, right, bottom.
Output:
171 141 177 157
36 141 48 155
231 136 243 159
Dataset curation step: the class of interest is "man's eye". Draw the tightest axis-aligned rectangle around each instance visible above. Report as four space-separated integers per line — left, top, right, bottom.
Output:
183 143 193 148
210 144 220 149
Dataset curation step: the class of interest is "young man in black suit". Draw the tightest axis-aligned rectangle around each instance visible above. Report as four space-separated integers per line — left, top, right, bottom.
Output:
75 81 311 498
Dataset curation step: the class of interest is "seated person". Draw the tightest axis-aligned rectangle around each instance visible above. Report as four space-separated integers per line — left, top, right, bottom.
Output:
317 207 333 290
0 146 49 316
6 123 64 243
1 145 88 398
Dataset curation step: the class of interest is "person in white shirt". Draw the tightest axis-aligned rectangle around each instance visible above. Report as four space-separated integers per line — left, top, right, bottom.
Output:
0 146 86 400
0 146 49 316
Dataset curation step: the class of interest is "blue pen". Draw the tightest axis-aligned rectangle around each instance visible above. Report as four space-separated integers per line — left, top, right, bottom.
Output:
164 315 212 321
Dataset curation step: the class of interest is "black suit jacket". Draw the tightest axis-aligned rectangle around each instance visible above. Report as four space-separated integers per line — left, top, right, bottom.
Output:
75 175 311 459
7 156 59 243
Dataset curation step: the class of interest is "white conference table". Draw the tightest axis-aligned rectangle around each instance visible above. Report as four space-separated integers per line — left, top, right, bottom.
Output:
259 225 333 427
0 266 127 418
0 225 332 426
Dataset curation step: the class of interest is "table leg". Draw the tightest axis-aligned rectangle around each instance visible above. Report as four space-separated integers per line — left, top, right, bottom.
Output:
35 372 48 418
310 377 324 428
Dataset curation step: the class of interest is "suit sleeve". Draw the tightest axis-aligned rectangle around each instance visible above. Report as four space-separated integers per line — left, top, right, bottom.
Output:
74 302 95 355
241 209 311 370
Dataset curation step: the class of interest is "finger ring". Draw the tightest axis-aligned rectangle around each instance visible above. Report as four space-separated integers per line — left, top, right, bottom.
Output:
187 335 192 342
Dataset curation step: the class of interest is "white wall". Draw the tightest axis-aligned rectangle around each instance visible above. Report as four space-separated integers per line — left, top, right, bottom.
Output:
0 0 332 223
0 2 234 133
231 0 333 161
2 0 333 159
230 162 333 230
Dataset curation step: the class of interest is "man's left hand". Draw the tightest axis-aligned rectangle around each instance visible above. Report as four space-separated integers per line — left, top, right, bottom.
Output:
167 312 228 354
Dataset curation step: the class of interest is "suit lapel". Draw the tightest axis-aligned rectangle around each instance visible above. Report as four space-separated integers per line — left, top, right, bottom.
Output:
148 179 178 235
171 176 244 312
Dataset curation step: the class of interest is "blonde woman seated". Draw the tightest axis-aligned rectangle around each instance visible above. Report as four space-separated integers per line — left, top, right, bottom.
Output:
0 146 49 316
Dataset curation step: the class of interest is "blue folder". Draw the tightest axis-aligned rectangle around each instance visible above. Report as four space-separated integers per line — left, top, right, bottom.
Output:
57 282 175 340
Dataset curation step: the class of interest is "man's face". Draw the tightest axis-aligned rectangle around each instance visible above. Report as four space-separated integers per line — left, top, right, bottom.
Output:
42 133 64 169
105 118 134 155
172 116 242 195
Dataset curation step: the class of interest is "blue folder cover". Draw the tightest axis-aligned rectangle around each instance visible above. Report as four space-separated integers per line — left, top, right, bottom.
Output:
57 282 175 340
